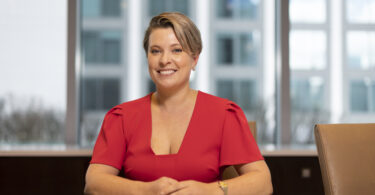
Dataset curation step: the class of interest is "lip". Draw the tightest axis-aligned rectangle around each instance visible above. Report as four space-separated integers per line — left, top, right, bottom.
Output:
157 69 177 76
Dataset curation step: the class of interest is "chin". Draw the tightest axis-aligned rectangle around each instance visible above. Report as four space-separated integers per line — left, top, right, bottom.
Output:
155 81 184 91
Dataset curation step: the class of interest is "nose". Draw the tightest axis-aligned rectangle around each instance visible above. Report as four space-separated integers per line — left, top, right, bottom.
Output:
160 51 171 66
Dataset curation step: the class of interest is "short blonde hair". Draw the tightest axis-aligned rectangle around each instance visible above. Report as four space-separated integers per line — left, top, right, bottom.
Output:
143 12 202 57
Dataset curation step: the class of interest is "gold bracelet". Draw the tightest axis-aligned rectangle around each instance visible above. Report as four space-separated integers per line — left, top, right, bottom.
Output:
218 181 228 195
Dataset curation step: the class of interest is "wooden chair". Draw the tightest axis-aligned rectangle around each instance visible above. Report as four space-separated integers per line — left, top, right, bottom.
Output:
314 123 375 195
221 121 257 179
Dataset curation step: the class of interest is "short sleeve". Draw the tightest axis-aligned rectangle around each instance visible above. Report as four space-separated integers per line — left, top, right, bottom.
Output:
219 102 264 167
90 106 126 170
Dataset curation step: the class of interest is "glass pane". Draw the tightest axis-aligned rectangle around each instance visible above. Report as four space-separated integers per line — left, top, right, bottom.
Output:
217 0 259 19
217 80 235 101
83 0 122 17
217 35 234 64
102 79 120 109
346 0 375 23
238 0 258 19
291 77 324 111
173 0 189 16
149 0 189 17
214 0 273 145
149 0 167 17
347 31 375 69
217 0 233 17
82 31 122 64
82 78 98 110
372 82 375 112
217 80 257 112
239 32 259 66
102 0 121 17
291 77 327 144
82 0 101 17
0 1 66 146
217 33 260 66
289 0 326 23
80 0 126 147
238 80 257 111
290 30 326 70
350 80 368 112
80 78 120 146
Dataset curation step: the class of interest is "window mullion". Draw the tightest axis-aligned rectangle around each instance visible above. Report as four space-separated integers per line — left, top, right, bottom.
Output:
66 0 80 146
276 0 291 145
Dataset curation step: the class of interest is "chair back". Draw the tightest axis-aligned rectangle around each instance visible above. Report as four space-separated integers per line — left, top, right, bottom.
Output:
221 121 257 180
314 123 375 195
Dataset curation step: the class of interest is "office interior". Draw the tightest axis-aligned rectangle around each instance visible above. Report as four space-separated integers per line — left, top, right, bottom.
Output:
0 0 374 194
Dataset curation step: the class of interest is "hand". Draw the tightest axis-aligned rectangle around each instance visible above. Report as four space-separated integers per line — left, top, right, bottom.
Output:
168 180 223 195
145 177 179 195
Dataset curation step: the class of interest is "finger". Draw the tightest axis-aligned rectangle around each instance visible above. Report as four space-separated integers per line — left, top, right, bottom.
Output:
159 176 178 183
160 185 178 195
165 177 178 185
169 187 187 195
163 181 187 195
176 180 192 188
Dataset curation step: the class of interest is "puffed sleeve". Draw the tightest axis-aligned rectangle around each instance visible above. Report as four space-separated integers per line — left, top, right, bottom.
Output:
90 106 126 170
219 102 264 167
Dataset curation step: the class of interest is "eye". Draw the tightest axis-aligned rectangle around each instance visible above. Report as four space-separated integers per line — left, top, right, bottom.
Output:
150 49 160 54
172 48 183 53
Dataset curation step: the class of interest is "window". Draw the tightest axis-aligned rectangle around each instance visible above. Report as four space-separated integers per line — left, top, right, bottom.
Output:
289 0 329 144
212 0 275 145
80 0 125 146
344 0 375 119
0 1 67 147
4 0 375 149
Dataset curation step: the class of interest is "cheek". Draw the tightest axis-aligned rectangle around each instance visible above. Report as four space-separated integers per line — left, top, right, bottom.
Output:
174 56 193 67
147 56 157 67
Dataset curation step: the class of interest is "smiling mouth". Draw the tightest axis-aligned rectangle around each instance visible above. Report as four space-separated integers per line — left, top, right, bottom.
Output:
157 70 177 75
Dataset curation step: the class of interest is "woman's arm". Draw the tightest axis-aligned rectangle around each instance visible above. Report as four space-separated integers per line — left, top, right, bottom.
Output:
228 160 273 195
167 160 272 195
84 164 179 195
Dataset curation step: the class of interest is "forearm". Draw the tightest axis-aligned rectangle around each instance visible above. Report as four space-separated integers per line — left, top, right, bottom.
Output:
224 169 273 195
84 172 146 195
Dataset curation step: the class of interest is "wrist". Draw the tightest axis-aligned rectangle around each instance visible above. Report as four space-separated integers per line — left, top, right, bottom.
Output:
135 181 150 195
209 181 225 195
217 180 228 195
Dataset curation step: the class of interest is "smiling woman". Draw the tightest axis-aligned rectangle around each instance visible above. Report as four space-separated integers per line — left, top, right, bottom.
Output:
147 27 198 93
84 12 272 195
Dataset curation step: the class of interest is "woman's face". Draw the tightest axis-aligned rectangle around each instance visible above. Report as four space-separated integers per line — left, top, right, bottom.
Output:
147 27 198 91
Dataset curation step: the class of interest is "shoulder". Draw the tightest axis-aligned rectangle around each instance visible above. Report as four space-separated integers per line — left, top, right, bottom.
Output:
106 93 151 116
198 91 247 123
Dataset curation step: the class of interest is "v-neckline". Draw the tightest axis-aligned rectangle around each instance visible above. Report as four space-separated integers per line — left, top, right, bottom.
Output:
148 90 200 157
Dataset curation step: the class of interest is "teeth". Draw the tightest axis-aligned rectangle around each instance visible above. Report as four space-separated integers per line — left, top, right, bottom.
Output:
159 70 175 75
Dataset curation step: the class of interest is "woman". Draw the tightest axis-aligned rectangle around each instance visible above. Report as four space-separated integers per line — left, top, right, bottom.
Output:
85 12 272 195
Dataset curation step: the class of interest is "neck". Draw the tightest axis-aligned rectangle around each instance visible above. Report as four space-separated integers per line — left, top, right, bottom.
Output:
153 85 196 111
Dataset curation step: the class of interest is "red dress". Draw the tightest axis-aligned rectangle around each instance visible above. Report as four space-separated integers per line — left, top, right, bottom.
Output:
90 91 263 182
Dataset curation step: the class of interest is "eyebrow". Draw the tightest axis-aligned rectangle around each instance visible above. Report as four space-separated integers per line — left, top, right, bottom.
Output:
149 43 181 48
